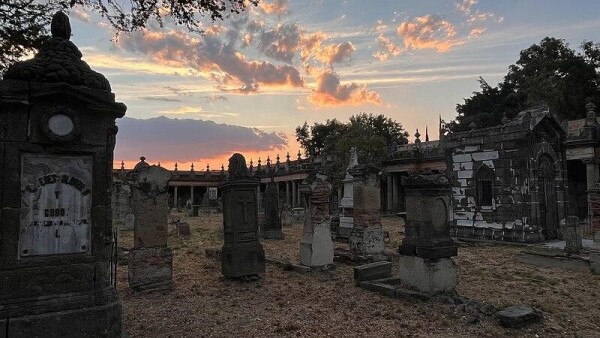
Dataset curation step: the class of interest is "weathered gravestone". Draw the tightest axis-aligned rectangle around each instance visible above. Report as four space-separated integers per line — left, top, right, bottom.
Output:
112 177 134 230
300 174 334 268
0 12 124 336
338 147 359 238
348 164 385 257
564 216 583 255
128 158 173 292
398 172 458 295
220 153 265 278
263 178 284 239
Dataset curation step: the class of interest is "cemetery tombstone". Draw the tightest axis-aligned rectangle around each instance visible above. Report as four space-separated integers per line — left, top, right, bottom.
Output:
398 172 459 295
300 174 335 268
128 158 173 292
348 164 385 257
0 12 124 336
263 178 284 239
338 147 359 238
220 153 265 278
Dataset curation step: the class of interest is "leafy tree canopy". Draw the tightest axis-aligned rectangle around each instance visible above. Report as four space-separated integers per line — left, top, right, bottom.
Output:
0 0 258 72
296 113 409 187
448 37 600 132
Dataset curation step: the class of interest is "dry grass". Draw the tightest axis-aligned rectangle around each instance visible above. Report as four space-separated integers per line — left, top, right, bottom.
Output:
117 212 600 337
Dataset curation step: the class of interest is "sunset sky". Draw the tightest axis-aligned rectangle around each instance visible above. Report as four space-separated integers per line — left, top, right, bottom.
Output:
64 0 600 170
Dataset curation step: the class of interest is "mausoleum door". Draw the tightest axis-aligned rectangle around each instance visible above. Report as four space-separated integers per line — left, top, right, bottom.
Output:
537 156 558 239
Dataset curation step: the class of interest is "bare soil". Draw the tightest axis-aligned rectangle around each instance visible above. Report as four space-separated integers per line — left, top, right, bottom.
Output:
117 212 600 337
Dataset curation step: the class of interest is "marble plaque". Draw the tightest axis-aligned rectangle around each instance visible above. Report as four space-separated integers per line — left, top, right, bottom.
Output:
19 154 93 257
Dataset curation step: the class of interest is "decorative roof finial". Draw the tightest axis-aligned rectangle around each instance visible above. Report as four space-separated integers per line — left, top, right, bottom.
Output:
414 129 421 143
297 150 302 161
174 162 178 171
190 163 195 172
51 11 71 40
206 163 210 171
120 160 125 170
157 162 161 167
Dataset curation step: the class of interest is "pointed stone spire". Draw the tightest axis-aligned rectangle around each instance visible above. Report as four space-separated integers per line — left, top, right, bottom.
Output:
425 126 429 142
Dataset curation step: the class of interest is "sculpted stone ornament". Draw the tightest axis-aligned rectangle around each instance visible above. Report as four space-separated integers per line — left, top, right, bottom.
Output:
228 153 249 178
4 11 111 91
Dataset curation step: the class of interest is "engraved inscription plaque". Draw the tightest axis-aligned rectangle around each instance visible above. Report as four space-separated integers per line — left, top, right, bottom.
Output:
19 154 93 257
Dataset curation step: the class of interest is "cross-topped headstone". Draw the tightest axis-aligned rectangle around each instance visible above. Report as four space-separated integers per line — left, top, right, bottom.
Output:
220 153 265 278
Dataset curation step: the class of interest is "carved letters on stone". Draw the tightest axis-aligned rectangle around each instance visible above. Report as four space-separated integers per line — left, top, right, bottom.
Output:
19 154 93 257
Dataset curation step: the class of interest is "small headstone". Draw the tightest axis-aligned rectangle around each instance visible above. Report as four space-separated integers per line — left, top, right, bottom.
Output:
300 174 334 268
177 222 192 239
263 179 284 239
281 208 292 227
128 161 173 292
497 305 542 328
564 216 583 254
220 153 265 278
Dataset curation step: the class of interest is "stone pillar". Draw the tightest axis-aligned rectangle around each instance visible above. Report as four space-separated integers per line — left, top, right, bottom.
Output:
128 161 173 292
589 185 600 274
564 216 583 254
585 160 600 218
0 12 124 336
398 173 458 295
220 153 265 278
300 175 334 268
297 180 303 207
174 186 179 211
263 178 284 239
348 165 385 257
292 180 297 207
190 185 195 205
386 173 393 211
392 174 399 210
285 180 291 207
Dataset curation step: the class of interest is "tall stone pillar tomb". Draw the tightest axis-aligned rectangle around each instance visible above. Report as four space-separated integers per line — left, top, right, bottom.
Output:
0 12 125 336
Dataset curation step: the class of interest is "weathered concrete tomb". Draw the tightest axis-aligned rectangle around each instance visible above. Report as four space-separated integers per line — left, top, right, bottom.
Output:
0 12 124 336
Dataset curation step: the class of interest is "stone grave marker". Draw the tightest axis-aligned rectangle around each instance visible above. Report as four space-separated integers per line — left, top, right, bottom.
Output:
128 158 173 292
398 172 459 295
0 12 124 336
564 216 583 254
263 178 284 239
300 174 334 268
348 164 385 257
338 147 359 238
220 153 265 278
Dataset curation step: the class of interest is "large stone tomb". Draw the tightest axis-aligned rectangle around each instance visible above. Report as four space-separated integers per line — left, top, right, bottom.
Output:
398 172 458 295
220 153 266 278
0 12 125 337
128 159 173 292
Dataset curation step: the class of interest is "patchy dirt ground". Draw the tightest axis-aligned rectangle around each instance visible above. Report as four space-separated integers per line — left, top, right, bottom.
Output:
117 213 600 337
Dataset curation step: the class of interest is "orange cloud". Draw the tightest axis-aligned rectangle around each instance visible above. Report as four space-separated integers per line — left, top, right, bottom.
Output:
314 41 355 65
258 0 289 16
308 70 382 107
397 15 461 52
468 27 487 38
116 29 304 93
373 34 402 61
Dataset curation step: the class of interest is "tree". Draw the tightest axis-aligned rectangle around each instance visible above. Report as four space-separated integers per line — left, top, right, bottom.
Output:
296 113 409 187
449 37 600 132
0 0 258 72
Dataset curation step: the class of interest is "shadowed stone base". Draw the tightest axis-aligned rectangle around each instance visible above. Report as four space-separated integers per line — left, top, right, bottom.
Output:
128 246 173 292
300 222 334 267
349 227 385 255
5 301 122 338
398 256 458 295
263 229 284 240
221 242 265 278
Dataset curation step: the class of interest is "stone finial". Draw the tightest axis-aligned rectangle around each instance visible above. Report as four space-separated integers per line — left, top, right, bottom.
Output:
190 163 195 172
157 162 161 167
206 163 210 171
266 156 271 167
347 146 359 170
132 156 150 172
276 154 280 164
174 162 178 171
586 101 597 127
120 160 125 170
227 153 249 178
51 11 71 39
414 129 421 143
221 164 225 172
297 150 302 161
286 152 291 163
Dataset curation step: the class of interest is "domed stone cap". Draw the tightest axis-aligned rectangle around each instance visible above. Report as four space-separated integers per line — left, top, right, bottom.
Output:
3 11 111 91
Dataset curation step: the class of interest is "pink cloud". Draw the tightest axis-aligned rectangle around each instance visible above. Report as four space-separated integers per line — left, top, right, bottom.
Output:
397 15 461 52
308 70 382 107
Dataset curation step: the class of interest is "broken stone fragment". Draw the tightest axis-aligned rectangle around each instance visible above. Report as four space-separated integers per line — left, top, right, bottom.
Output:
496 305 542 328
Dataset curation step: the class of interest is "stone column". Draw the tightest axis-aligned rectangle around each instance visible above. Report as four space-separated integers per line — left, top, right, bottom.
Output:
589 185 600 274
190 185 195 205
220 153 265 278
285 180 291 207
585 159 600 218
300 175 334 268
174 186 179 211
292 180 297 207
348 165 385 257
297 180 303 207
387 173 393 211
0 12 125 336
398 172 458 295
128 162 173 292
392 174 399 210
